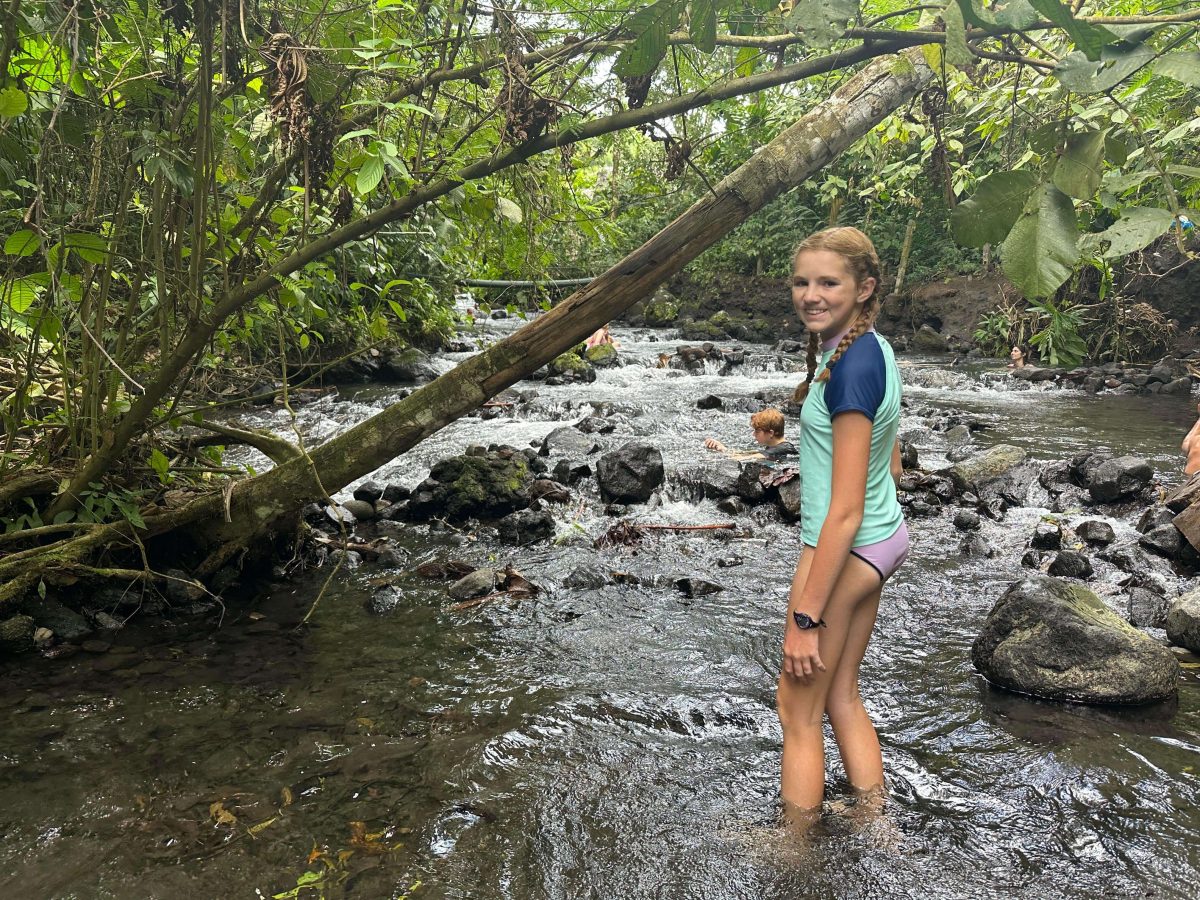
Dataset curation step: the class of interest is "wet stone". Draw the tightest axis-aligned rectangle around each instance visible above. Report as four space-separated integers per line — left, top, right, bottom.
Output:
959 533 994 558
377 547 409 568
674 577 723 598
1031 523 1062 551
1166 588 1200 652
1085 455 1153 503
1128 588 1169 629
562 567 609 590
716 497 747 515
381 483 411 504
696 394 724 410
366 586 406 615
81 639 112 654
353 481 384 503
1140 524 1183 558
1048 550 1093 579
716 555 744 568
953 510 981 531
341 499 377 522
449 569 497 601
1076 520 1116 545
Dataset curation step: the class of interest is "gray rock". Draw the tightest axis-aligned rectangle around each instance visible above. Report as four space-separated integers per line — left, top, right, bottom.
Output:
960 533 994 557
30 597 93 641
1128 588 1169 629
1140 524 1184 558
1138 506 1176 533
497 508 556 545
674 577 724 598
696 394 724 410
1086 456 1153 503
676 458 766 503
953 510 981 531
1031 523 1062 551
529 479 571 504
353 480 384 503
1050 484 1091 514
325 504 357 527
381 347 441 382
341 499 377 522
330 549 363 569
407 452 532 521
1021 549 1042 569
382 483 411 504
972 575 1179 704
563 567 610 590
945 424 972 446
377 547 409 568
1048 550 1092 579
449 569 498 601
716 496 748 515
911 324 948 353
0 615 35 655
1161 376 1192 395
366 586 406 615
1166 588 1200 652
597 442 664 504
776 476 802 520
946 444 1027 494
1076 520 1115 545
540 426 599 459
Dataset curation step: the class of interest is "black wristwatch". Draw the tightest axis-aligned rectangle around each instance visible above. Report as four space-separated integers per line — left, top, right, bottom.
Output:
792 610 827 630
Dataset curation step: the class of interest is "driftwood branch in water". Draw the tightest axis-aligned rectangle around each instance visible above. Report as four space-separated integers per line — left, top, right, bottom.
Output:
595 521 736 548
186 421 302 465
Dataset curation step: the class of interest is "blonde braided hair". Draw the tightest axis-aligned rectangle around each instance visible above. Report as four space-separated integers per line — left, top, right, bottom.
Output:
791 227 882 404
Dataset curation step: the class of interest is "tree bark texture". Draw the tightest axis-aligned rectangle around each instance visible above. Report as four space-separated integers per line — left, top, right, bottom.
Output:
196 49 934 546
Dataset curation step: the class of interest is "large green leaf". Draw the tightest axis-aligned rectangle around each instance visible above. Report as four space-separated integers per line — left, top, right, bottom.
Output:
1000 184 1079 299
4 229 38 256
784 0 857 49
1055 42 1156 93
614 0 683 77
356 155 385 195
1052 128 1107 199
1154 51 1200 87
993 0 1038 28
3 277 39 313
1027 0 1117 62
0 87 28 118
689 0 717 54
943 2 972 70
950 170 1039 248
1089 207 1175 259
65 232 109 264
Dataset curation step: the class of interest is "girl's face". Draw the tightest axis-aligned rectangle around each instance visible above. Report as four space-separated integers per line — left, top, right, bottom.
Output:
791 249 875 339
1010 346 1023 359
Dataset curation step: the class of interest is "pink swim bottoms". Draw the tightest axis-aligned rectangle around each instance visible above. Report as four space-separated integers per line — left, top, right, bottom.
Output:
848 521 909 582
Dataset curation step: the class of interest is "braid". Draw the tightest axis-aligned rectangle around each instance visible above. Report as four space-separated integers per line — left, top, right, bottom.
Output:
792 331 821 404
815 296 879 385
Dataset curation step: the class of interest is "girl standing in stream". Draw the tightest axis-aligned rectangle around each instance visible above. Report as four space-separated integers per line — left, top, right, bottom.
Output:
778 227 907 822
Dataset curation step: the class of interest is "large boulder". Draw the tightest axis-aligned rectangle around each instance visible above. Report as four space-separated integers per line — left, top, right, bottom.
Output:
972 575 1179 704
597 442 664 503
945 444 1027 494
1085 455 1153 503
1165 588 1200 653
539 426 600 460
910 324 948 353
406 450 531 521
674 459 766 503
585 342 620 367
380 347 442 382
497 508 556 545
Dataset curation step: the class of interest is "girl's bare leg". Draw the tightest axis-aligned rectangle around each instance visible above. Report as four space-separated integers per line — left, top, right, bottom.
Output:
826 584 884 794
776 552 884 812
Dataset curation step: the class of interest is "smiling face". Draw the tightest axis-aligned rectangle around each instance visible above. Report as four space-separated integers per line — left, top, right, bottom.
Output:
791 249 877 339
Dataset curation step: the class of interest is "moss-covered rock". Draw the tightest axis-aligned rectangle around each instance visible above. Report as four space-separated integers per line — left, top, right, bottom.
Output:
0 614 35 656
585 342 619 367
407 451 533 521
643 297 680 326
548 350 597 383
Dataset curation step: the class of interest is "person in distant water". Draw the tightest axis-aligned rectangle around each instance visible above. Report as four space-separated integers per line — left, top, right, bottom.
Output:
779 226 907 827
1008 345 1030 368
1182 401 1200 476
703 408 796 461
585 324 619 350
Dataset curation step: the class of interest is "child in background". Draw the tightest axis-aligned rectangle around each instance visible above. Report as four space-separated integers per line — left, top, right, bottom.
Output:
703 408 796 461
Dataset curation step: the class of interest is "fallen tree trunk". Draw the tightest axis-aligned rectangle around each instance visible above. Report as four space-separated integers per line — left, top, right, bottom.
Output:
193 48 934 550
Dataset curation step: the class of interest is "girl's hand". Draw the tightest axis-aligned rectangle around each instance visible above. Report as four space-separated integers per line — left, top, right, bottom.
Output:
783 622 825 682
704 438 726 451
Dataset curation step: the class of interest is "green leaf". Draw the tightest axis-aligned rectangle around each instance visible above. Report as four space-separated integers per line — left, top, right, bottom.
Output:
614 0 682 77
1054 42 1155 93
784 0 857 49
1000 184 1079 299
3 276 40 313
1104 133 1129 166
689 0 717 54
4 229 38 256
496 197 523 223
992 0 1038 29
357 155 385 195
950 170 1039 247
1154 51 1200 87
942 2 972 70
149 448 171 483
734 46 758 78
65 232 109 264
0 87 28 118
1052 128 1107 199
1090 207 1175 259
1027 0 1117 62
1028 121 1067 155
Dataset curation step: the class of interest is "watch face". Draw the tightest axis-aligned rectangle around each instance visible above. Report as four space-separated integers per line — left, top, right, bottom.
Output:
794 612 816 629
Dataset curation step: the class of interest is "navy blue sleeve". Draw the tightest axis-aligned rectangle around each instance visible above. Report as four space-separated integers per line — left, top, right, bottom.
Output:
824 333 886 422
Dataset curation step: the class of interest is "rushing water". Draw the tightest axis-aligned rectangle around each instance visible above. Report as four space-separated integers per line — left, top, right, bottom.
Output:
3 322 1199 899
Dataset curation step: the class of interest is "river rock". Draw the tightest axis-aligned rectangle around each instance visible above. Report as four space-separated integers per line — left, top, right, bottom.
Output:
529 479 571 504
1076 520 1115 545
972 575 1179 704
1085 455 1153 503
1047 550 1092 579
341 499 378 522
586 343 620 367
407 451 532 521
563 566 610 590
1031 522 1062 551
382 483 411 504
449 569 498 601
540 426 599 459
953 510 981 531
325 504 357 527
0 615 35 655
676 458 765 503
696 394 724 410
898 439 918 470
1166 589 1200 652
366 586 406 615
1128 588 1169 629
377 547 409 568
674 577 724 598
1138 506 1175 533
353 481 384 503
945 444 1027 494
548 350 597 383
1140 524 1184 558
776 476 802 520
597 442 664 504
498 508 556 545
1164 474 1200 513
911 324 948 353
960 533 994 557
30 597 93 641
380 347 441 382
1021 549 1042 569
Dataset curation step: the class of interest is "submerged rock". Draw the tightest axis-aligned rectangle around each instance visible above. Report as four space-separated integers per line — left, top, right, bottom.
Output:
0 615 35 655
972 575 1179 704
674 577 724 598
497 508 556 545
675 458 766 503
449 569 498 601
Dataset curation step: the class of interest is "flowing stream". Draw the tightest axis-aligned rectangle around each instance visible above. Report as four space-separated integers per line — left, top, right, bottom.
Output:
2 322 1199 899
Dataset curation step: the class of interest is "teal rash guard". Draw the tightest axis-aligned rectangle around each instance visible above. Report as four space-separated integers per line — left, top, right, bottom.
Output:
798 329 904 548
